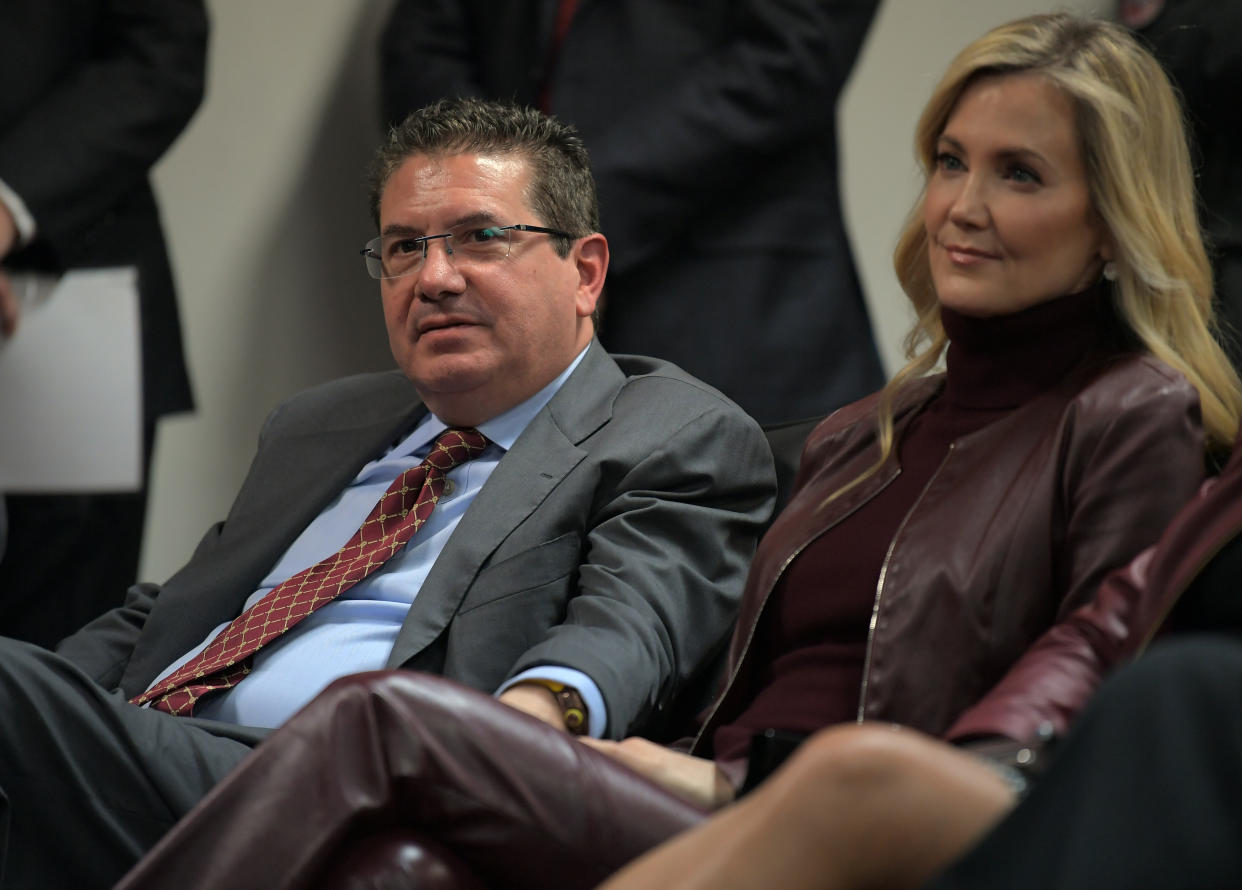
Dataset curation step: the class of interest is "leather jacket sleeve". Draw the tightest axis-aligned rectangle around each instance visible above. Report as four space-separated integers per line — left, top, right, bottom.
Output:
946 368 1205 743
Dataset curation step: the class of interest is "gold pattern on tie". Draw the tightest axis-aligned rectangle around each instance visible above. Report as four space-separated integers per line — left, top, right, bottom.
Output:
132 427 489 716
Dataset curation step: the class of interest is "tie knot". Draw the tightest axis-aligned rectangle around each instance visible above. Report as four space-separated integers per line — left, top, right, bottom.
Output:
425 427 489 471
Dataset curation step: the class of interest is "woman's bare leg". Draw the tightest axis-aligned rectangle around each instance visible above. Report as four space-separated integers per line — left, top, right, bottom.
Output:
598 723 1016 890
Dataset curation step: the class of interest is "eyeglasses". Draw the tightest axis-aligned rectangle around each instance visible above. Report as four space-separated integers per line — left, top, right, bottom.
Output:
360 223 573 280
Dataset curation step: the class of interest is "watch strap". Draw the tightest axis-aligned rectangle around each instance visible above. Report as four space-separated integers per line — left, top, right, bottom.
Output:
521 679 588 735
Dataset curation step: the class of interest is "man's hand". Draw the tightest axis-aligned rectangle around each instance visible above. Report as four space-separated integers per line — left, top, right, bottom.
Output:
578 736 736 811
0 270 17 338
0 203 18 337
498 682 568 731
0 202 16 258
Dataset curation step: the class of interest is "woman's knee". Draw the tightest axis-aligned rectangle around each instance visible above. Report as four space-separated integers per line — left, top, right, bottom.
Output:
778 723 922 794
747 723 923 840
765 724 1011 829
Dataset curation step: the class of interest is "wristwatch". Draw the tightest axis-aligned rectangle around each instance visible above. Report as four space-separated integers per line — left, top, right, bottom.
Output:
522 679 588 735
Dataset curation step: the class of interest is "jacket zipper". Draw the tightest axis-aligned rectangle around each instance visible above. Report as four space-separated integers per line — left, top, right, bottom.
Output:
856 443 956 722
690 466 901 751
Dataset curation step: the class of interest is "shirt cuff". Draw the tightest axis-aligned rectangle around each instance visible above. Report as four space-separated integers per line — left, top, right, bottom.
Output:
0 178 36 246
498 666 607 738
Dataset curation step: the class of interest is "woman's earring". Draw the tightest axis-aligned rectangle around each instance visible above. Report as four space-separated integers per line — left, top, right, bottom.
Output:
1102 261 1118 282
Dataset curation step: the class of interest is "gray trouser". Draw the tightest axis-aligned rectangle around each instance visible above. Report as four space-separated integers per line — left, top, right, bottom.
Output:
0 638 252 889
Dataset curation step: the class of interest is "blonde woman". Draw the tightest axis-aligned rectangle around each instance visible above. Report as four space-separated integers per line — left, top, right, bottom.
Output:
599 431 1242 890
118 13 1240 890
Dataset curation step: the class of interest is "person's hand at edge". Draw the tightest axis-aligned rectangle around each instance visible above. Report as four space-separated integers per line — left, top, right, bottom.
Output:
0 203 18 337
580 736 735 810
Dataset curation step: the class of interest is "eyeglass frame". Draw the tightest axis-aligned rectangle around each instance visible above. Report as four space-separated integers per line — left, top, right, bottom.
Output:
359 223 575 280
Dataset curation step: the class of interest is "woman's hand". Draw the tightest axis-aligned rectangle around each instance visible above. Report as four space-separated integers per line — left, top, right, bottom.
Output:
579 736 735 810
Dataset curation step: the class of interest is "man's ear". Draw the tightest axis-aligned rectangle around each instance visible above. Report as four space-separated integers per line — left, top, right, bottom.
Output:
573 233 608 319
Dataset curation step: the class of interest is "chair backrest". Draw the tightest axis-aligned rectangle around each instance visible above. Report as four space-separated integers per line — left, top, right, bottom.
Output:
760 415 824 519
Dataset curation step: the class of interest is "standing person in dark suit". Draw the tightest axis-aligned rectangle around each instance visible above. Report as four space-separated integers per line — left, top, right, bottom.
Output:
1118 0 1242 367
0 97 774 889
380 0 886 425
0 0 208 647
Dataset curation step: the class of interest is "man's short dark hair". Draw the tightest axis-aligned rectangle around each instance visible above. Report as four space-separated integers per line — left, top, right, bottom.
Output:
368 97 600 259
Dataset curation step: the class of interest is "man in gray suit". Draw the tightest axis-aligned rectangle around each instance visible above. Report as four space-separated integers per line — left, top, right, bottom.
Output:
0 98 775 888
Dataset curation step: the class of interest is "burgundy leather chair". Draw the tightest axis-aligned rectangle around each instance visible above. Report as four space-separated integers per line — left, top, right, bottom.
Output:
313 833 485 890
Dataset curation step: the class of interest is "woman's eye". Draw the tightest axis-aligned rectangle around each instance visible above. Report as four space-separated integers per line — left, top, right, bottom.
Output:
1007 166 1041 185
934 152 963 171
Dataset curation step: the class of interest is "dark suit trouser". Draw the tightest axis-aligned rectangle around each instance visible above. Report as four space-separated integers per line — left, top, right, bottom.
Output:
0 490 148 647
924 635 1242 890
118 672 706 890
0 638 252 889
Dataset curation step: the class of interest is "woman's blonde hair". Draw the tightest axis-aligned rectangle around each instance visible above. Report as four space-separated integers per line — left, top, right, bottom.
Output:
851 12 1241 498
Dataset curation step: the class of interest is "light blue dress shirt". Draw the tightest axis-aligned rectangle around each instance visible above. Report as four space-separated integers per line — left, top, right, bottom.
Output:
146 346 605 735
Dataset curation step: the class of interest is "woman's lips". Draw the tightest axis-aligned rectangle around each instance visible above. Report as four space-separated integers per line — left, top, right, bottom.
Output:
943 243 1000 265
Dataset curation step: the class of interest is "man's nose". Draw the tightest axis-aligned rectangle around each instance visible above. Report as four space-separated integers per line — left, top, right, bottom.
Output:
415 238 465 301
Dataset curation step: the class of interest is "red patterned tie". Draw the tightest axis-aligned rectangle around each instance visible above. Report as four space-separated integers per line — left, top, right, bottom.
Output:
133 427 489 716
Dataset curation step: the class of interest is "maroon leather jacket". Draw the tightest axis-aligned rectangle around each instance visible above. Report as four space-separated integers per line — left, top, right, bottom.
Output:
1094 423 1242 643
694 353 1205 750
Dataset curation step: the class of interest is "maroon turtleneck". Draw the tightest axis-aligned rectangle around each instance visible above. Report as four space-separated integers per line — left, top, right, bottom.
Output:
712 284 1117 761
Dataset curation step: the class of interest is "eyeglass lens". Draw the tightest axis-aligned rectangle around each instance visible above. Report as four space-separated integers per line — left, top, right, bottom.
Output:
364 225 514 279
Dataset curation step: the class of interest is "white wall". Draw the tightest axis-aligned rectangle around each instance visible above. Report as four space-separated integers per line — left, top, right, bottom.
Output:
142 0 1102 581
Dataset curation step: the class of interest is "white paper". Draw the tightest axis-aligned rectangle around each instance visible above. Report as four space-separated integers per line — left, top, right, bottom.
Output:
0 267 142 492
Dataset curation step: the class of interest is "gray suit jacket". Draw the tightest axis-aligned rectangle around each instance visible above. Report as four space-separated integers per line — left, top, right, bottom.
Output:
57 345 776 737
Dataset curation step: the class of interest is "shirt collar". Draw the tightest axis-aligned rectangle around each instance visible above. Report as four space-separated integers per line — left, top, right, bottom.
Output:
396 342 592 456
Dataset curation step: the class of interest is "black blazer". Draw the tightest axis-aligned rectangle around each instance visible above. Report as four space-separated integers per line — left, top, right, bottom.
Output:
380 0 886 424
0 0 208 421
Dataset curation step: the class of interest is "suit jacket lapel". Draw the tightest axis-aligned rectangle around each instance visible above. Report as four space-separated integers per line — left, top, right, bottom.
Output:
223 408 431 582
387 342 623 667
124 375 429 691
